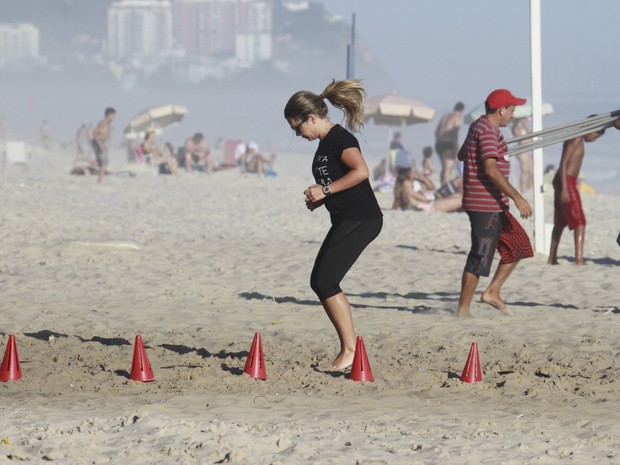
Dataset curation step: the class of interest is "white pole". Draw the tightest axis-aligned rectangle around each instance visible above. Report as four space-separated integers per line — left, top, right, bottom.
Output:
385 127 392 181
530 0 546 254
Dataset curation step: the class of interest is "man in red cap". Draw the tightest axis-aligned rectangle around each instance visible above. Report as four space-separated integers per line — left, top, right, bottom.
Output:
455 89 533 318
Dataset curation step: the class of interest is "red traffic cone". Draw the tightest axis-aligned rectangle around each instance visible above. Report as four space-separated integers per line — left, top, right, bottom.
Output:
350 336 374 382
0 335 22 382
460 342 482 383
243 332 267 380
130 335 155 382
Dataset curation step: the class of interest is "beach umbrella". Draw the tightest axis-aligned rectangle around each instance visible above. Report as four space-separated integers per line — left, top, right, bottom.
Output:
364 93 435 126
464 101 554 125
123 104 187 139
364 93 435 180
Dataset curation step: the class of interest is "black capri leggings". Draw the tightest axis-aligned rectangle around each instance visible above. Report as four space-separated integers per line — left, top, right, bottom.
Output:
310 217 383 301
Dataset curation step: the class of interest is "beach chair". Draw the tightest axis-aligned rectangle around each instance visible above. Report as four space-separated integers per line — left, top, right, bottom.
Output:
2 141 30 172
219 139 242 169
134 143 146 164
133 143 162 174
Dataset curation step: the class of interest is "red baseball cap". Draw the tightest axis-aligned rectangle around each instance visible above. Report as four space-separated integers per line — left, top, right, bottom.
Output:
485 89 526 109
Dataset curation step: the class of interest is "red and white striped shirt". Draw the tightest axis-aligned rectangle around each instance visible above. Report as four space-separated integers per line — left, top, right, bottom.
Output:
460 116 510 212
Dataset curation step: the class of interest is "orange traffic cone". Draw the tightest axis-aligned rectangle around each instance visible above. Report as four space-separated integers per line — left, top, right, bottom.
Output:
460 342 482 383
130 335 155 382
0 335 22 382
349 336 374 382
243 332 267 380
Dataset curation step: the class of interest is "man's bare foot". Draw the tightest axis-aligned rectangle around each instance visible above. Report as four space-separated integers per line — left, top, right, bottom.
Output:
455 308 474 318
480 293 512 316
547 259 559 265
575 259 586 266
330 350 354 370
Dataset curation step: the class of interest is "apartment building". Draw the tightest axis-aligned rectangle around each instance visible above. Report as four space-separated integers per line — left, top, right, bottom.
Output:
0 23 39 60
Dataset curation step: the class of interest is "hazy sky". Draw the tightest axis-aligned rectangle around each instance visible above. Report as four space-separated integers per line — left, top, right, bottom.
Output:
319 0 619 112
315 0 619 189
1 0 617 189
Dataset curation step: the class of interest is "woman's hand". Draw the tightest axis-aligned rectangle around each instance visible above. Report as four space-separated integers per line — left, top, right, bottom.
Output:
304 184 325 211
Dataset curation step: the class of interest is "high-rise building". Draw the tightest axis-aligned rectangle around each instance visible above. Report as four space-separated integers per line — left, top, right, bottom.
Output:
175 0 272 65
235 0 272 65
107 0 173 59
175 0 235 58
0 23 39 60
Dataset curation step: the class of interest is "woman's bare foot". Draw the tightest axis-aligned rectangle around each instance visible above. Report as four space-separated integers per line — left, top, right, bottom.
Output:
418 202 434 212
330 349 355 370
480 293 512 316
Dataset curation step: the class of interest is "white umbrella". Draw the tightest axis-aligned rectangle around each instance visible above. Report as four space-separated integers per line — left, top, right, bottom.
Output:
464 101 553 125
364 93 435 180
364 93 435 126
124 104 187 139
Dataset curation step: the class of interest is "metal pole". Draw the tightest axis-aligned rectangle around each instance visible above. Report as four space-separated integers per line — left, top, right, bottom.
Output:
350 13 356 79
346 44 351 79
530 0 545 254
385 127 392 181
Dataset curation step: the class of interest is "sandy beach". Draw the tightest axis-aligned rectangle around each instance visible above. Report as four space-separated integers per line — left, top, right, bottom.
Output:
1 145 619 464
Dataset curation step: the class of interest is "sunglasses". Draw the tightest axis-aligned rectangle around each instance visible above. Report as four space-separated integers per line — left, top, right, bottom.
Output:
293 117 308 136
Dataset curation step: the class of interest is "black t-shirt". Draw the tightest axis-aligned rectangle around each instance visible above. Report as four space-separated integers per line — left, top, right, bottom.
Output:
312 124 383 222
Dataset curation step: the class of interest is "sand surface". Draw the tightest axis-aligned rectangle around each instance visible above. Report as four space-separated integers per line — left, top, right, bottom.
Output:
1 146 619 464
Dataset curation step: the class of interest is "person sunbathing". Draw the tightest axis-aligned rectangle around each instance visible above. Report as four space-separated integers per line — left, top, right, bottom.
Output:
392 167 462 212
240 141 276 176
142 131 178 175
70 156 135 177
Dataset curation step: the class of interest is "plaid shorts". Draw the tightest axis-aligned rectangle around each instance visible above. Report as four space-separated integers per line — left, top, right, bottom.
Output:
464 210 533 277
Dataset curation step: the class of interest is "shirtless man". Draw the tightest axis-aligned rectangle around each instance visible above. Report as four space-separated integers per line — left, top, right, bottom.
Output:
511 117 534 192
435 101 465 186
91 107 116 183
183 132 214 173
547 122 606 266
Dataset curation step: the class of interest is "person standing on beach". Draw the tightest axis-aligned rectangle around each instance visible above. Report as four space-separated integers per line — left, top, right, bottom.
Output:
91 107 116 183
389 131 412 173
547 121 606 266
455 89 533 318
284 79 383 370
75 123 92 159
511 117 534 192
435 101 465 186
38 119 51 150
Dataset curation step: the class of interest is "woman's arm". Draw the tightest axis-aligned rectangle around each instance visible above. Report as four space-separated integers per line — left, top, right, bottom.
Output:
328 147 369 193
404 182 428 204
305 147 369 203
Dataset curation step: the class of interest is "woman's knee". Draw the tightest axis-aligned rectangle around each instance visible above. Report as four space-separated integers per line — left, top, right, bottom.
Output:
310 274 339 301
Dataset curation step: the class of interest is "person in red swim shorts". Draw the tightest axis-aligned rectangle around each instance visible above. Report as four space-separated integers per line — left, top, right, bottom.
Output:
547 120 606 265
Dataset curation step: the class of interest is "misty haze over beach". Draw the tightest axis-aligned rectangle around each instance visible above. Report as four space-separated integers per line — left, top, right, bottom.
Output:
1 0 618 192
1 3 619 462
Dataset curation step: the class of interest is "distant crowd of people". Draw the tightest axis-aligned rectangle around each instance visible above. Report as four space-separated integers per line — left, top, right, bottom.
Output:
369 95 620 278
14 86 617 380
70 107 276 182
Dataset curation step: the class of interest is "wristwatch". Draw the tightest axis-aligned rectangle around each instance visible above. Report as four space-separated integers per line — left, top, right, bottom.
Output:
322 185 332 197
